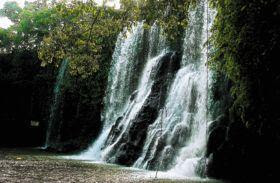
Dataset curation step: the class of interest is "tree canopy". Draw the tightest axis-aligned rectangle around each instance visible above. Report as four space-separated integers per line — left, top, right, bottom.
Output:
38 0 128 78
0 0 196 78
0 1 58 52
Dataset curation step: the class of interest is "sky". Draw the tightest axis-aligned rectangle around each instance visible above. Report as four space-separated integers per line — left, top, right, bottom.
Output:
0 0 120 28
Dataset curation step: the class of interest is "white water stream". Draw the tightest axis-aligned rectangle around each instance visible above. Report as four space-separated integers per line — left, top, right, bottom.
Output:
69 0 216 179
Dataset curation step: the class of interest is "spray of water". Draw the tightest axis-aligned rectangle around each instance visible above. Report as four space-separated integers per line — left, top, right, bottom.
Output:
44 59 68 148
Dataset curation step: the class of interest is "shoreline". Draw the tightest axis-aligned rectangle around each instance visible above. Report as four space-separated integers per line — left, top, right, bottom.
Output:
0 148 222 183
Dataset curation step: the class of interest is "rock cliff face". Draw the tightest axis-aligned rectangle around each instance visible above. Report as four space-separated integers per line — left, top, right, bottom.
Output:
206 73 280 182
79 0 214 177
104 52 181 166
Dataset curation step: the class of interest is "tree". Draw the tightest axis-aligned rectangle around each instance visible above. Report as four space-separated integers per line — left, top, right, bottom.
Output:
0 1 58 53
38 0 128 78
0 1 22 23
120 0 195 42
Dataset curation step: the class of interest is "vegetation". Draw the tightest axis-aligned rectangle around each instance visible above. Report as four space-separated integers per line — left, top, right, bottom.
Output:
0 1 58 52
0 0 279 181
0 1 58 147
0 0 196 150
209 0 280 132
37 0 196 78
207 0 280 181
119 0 196 43
38 0 127 78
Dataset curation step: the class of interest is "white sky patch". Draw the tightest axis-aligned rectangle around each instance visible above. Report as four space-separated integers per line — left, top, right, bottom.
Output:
92 0 120 9
0 17 13 28
0 0 120 29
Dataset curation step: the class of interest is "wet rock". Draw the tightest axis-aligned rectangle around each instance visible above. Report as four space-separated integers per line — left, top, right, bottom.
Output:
195 157 207 178
130 90 138 101
146 133 168 170
160 145 176 170
170 124 190 148
104 116 124 148
105 51 181 166
206 115 227 157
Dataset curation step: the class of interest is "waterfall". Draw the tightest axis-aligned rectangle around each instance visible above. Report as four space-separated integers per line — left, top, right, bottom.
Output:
76 21 172 161
133 0 214 177
167 1 216 178
44 59 68 148
77 22 148 160
76 0 215 178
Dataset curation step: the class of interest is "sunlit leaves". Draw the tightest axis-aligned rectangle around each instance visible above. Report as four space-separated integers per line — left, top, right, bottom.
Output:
2 0 198 78
0 1 59 53
0 28 14 52
0 1 22 23
208 0 280 130
38 0 126 78
120 0 193 43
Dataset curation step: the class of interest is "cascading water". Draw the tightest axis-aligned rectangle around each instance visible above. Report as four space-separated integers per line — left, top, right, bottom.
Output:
134 1 214 177
75 0 215 179
76 21 172 161
167 2 216 177
44 59 68 148
76 22 148 160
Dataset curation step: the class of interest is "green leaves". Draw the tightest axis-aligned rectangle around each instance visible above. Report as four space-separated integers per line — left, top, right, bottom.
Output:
120 0 192 43
0 1 22 23
38 0 125 78
0 1 59 53
209 0 280 132
0 28 14 52
1 0 195 78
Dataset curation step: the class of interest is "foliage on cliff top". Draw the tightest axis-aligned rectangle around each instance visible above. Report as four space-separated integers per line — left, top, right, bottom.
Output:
0 1 58 53
120 0 196 41
37 0 197 78
1 0 198 78
209 0 280 134
37 0 127 78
